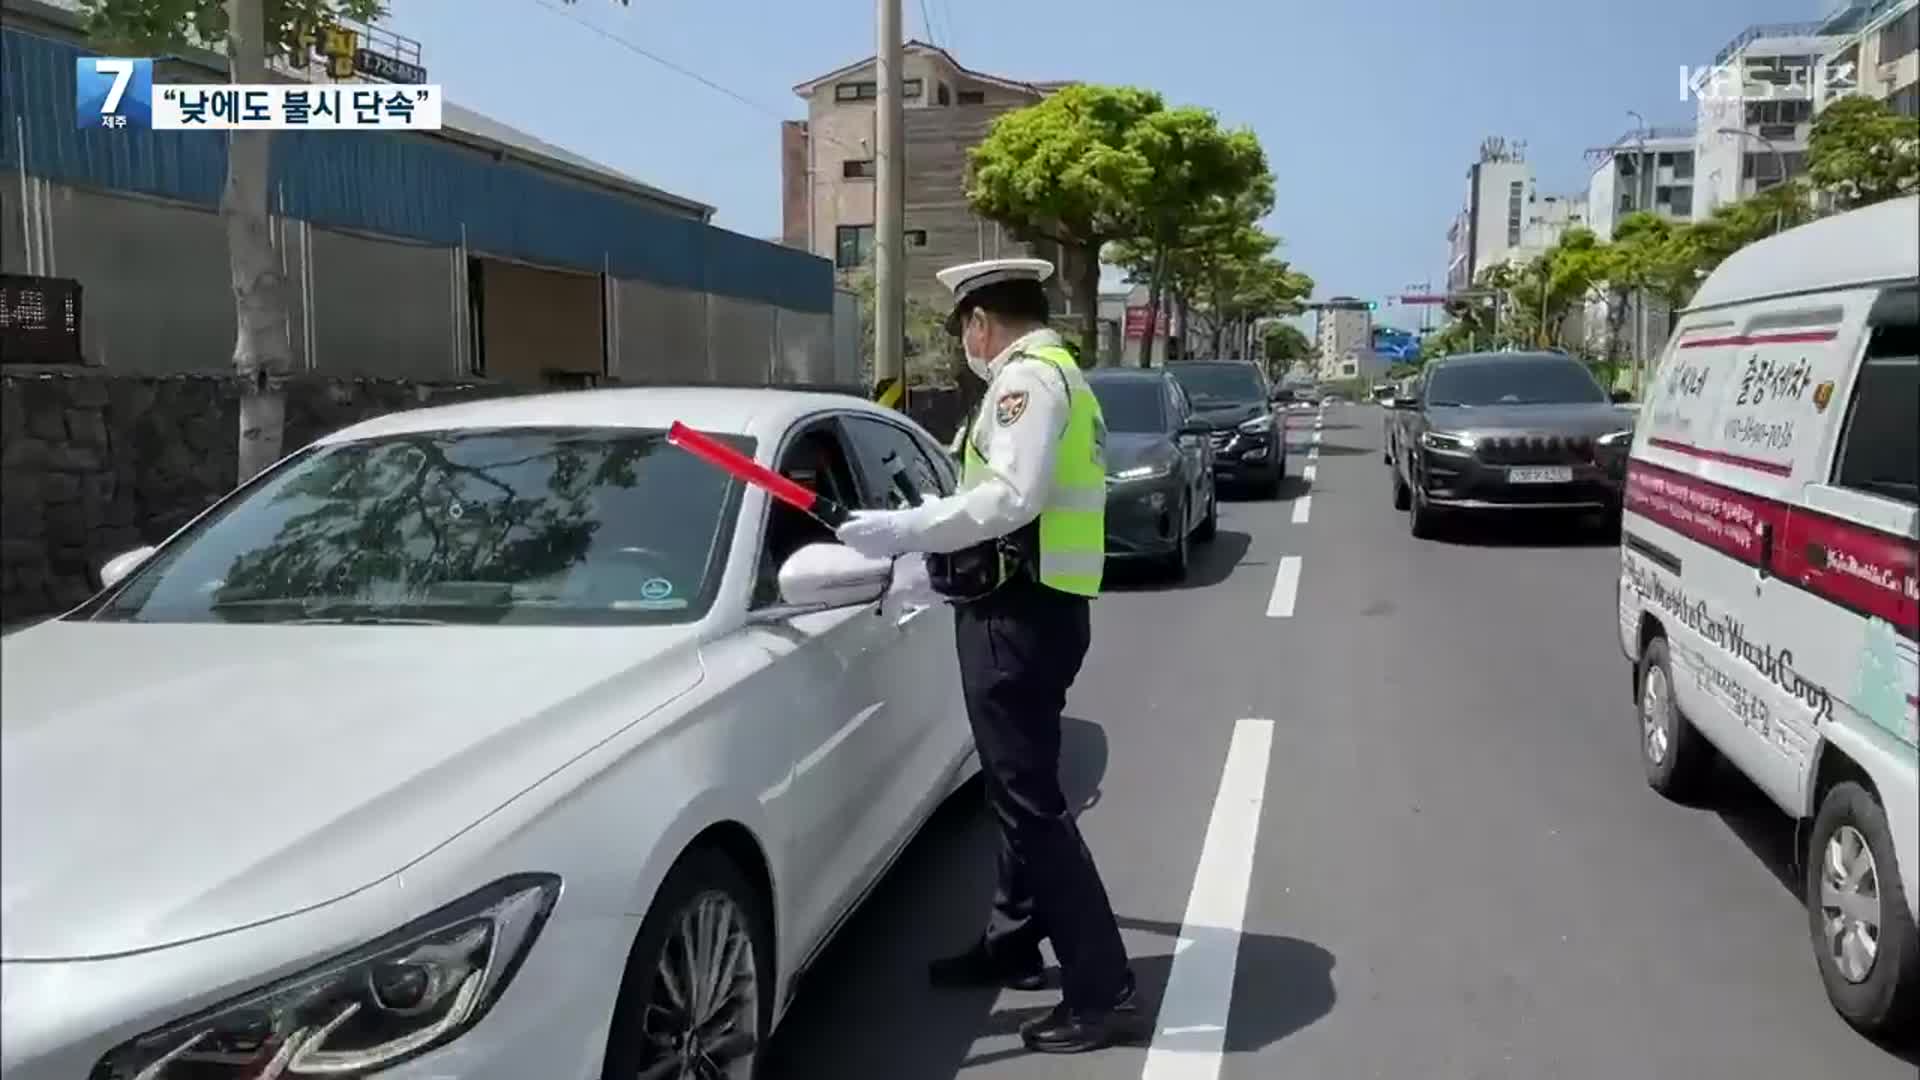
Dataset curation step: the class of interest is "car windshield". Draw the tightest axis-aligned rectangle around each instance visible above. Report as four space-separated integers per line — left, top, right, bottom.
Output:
1089 380 1168 434
83 427 750 626
1424 358 1607 406
1170 365 1265 405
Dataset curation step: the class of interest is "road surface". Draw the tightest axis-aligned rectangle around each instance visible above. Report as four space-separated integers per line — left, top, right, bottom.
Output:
762 401 1919 1080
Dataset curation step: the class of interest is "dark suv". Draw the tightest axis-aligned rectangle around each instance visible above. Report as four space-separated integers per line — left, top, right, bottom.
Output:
1389 351 1635 537
1166 360 1286 497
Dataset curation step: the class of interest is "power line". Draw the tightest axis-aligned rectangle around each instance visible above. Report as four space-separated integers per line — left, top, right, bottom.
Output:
917 0 939 47
529 0 865 157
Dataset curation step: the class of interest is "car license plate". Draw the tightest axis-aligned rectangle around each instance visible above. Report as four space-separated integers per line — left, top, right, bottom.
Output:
1507 466 1573 484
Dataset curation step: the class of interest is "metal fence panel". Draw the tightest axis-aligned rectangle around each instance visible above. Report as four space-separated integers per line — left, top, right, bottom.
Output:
309 227 455 379
708 294 776 384
612 278 710 383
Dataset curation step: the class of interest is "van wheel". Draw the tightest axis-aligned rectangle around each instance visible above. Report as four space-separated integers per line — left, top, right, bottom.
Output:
1637 636 1714 799
601 848 773 1080
1807 781 1920 1036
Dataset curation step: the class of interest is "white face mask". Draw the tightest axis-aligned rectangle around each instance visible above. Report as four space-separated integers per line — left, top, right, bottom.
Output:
963 315 992 381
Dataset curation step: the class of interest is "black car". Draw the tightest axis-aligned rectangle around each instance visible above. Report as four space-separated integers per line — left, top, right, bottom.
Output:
1389 351 1635 538
1164 360 1286 497
1084 368 1217 579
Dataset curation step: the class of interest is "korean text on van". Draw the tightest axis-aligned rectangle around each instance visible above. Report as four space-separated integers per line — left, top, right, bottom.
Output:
1617 195 1919 1037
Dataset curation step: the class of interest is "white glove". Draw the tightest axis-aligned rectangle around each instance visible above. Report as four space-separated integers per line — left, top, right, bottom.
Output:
835 509 917 559
886 553 945 607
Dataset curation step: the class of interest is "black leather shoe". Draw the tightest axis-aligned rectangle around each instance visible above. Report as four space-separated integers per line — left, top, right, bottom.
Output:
927 941 1047 991
1018 984 1143 1054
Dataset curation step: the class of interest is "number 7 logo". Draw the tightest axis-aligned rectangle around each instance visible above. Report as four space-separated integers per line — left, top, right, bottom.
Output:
94 59 134 112
75 56 153 130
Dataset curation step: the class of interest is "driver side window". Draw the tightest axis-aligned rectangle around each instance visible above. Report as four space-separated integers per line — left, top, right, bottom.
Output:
753 420 865 608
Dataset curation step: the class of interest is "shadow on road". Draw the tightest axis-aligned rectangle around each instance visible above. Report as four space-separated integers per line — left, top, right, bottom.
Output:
1222 475 1310 503
1299 442 1375 458
1429 510 1619 549
761 717 1113 1079
1105 529 1251 592
956 915 1337 1071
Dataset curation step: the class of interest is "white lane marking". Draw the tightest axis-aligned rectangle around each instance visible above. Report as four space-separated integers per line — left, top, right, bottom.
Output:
1307 447 1319 461
1140 718 1276 1079
1291 495 1311 524
1302 463 1317 483
1263 555 1301 618
1311 430 1322 446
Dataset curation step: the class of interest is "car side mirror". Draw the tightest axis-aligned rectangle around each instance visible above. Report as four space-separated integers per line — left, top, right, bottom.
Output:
1178 418 1211 437
777 541 891 609
96 545 157 590
1391 396 1419 410
1610 389 1633 404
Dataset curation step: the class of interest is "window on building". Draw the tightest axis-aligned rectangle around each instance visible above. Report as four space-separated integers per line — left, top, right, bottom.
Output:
1656 152 1674 167
957 89 985 105
1878 7 1918 63
1745 98 1813 126
1670 186 1693 216
842 158 876 179
1890 84 1920 118
1507 180 1523 247
902 77 924 98
836 224 874 269
937 83 951 106
904 229 928 247
834 81 877 101
1671 152 1695 180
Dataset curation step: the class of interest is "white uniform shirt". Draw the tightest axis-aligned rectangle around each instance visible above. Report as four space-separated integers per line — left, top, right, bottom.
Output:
894 327 1072 555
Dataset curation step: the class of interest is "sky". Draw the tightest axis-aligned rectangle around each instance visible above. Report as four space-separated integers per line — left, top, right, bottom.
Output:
379 0 1822 332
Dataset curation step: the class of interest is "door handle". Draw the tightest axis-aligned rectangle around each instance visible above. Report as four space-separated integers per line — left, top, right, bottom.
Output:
1755 521 1774 580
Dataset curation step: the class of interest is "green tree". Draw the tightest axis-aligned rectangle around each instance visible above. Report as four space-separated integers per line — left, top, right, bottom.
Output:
1118 109 1270 366
1679 179 1819 281
81 0 388 483
968 85 1165 357
1261 321 1313 375
1807 94 1920 210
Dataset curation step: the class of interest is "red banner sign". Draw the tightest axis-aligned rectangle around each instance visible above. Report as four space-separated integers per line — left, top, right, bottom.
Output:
1124 306 1171 340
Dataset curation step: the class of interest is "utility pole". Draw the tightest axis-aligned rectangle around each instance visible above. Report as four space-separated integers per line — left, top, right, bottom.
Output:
873 0 906 407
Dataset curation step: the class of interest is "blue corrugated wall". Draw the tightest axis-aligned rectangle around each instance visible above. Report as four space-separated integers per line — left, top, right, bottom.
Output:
0 27 831 313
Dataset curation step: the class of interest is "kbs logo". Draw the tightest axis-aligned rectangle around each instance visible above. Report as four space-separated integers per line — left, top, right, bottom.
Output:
76 57 154 130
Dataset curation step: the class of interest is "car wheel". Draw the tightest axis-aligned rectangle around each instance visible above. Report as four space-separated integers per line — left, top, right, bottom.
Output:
1196 485 1218 542
601 847 773 1080
1407 478 1440 537
1807 780 1920 1036
1163 501 1192 581
1392 467 1411 511
1637 635 1714 800
1260 466 1284 500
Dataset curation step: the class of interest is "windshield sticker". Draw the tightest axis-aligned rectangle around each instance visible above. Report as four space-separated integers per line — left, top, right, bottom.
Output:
640 577 674 602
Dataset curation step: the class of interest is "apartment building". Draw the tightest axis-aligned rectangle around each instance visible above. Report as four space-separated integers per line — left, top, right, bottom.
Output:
1443 139 1588 294
1314 298 1380 381
1818 0 1920 115
1689 21 1844 216
779 42 1087 314
1585 125 1698 240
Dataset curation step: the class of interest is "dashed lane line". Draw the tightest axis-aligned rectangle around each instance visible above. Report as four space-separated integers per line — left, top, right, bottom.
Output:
1302 463 1317 483
1291 495 1311 524
1140 718 1276 1080
1263 555 1301 618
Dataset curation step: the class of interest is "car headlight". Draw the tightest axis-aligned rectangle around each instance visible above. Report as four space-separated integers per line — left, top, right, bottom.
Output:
1236 415 1271 435
1422 430 1475 452
93 875 559 1079
1597 428 1634 448
1110 464 1170 482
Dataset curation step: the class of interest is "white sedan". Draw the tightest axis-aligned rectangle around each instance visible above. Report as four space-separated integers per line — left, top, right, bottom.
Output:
0 388 977 1080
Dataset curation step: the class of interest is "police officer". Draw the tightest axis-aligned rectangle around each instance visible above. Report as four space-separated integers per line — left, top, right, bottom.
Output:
835 257 1138 1054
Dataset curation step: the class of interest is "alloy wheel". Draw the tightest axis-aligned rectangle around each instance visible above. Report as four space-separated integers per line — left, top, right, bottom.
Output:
1818 824 1883 984
1641 663 1672 766
634 892 761 1080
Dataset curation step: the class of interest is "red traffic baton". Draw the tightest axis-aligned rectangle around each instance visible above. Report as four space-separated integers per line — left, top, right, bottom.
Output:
666 421 851 529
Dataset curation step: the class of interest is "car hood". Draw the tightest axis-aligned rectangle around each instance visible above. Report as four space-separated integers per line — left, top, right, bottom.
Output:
1425 402 1634 438
1105 432 1178 475
0 620 704 961
1191 401 1269 428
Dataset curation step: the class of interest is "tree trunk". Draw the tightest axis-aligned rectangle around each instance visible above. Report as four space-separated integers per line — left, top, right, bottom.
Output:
1139 245 1168 368
1076 241 1101 366
228 0 294 483
1173 293 1190 362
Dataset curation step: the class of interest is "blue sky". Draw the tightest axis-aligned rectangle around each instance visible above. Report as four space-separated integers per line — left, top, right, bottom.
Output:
381 0 1818 331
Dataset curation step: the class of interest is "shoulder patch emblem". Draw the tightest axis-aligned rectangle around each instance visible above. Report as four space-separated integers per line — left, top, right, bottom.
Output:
994 389 1030 427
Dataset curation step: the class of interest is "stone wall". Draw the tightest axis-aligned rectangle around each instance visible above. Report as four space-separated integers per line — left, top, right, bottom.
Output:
0 368 520 623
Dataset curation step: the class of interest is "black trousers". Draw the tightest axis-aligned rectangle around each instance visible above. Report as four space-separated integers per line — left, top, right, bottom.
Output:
953 577 1131 1010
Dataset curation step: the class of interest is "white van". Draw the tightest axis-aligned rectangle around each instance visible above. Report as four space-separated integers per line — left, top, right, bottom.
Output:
1617 195 1919 1036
